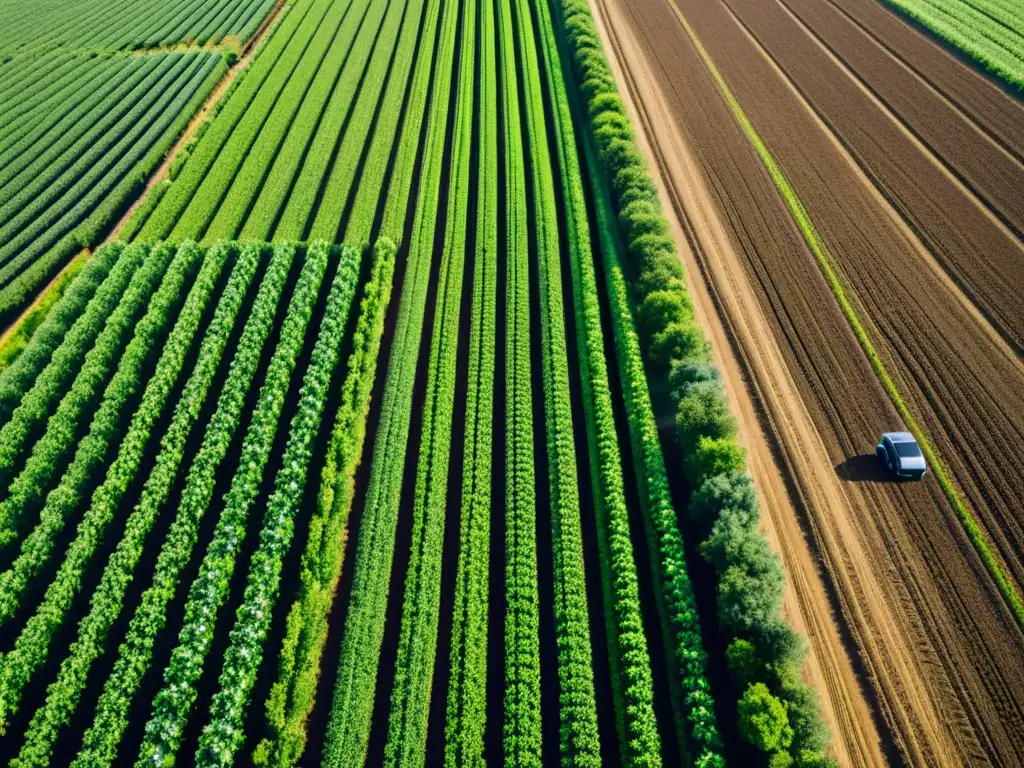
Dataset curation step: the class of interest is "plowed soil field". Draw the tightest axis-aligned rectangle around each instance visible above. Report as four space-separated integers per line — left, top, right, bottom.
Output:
589 0 1024 763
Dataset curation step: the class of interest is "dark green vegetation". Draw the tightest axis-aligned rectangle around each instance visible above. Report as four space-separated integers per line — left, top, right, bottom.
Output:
0 0 276 53
561 0 835 764
0 0 834 764
0 0 281 324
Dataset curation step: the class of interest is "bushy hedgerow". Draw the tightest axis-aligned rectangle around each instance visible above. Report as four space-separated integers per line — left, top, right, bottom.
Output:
555 0 835 763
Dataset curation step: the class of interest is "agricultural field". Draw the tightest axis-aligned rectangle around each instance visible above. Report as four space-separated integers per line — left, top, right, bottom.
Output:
593 0 1024 763
880 0 1024 90
4 0 1022 764
0 0 283 325
0 0 835 765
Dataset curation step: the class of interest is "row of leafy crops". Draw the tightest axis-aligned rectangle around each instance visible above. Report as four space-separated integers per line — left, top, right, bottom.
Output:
382 0 476 756
443 0 498 762
0 0 274 54
0 0 288 324
0 240 397 768
0 0 841 762
535 0 665 760
320 0 461 758
0 51 224 323
510 0 606 759
255 239 396 767
496 0 544 760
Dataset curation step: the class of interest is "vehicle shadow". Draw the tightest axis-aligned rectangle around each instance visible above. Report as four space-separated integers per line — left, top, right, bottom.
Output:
835 453 891 482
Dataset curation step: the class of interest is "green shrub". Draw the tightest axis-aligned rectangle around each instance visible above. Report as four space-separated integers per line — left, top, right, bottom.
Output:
689 471 757 527
717 563 784 641
556 0 832 760
794 749 839 768
776 662 829 754
685 436 745 487
737 683 793 753
725 639 762 687
758 619 808 669
675 378 735 439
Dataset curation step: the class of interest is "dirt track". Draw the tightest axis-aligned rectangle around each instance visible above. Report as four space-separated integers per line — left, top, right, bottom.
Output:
589 0 1024 763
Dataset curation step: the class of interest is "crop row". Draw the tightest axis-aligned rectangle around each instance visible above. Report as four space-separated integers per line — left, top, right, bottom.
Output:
132 0 428 249
345 0 437 245
168 0 347 241
0 54 213 270
0 55 174 231
320 0 461 760
254 239 396 768
385 0 475 759
0 245 119 421
444 0 497 763
510 0 603 762
0 243 200 635
0 243 205 629
195 244 362 767
582 119 722 764
882 0 1024 90
0 242 186 735
0 55 129 184
0 244 148 543
263 0 409 243
7 243 241 767
0 55 97 145
496 0 542 761
299 0 414 242
0 0 273 54
135 244 329 767
0 53 224 323
0 253 90 377
72 244 294 768
203 0 375 241
534 0 664 760
139 0 327 241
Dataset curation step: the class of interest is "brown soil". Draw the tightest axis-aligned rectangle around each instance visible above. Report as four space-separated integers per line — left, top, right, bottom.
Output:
591 0 1024 763
820 0 1024 165
722 0 1024 353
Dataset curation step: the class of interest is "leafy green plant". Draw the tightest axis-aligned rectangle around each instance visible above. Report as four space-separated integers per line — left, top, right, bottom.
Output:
497 2 542 761
320 0 460 761
254 240 395 768
8 243 248 768
444 1 497 763
134 243 328 767
195 244 362 767
73 244 293 768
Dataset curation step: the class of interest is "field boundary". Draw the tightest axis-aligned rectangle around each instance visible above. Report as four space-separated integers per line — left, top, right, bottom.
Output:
664 0 1024 632
104 0 296 245
0 1 294 351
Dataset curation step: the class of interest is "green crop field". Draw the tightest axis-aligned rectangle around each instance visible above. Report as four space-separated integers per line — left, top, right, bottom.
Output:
0 0 280 325
881 0 1024 90
0 0 834 765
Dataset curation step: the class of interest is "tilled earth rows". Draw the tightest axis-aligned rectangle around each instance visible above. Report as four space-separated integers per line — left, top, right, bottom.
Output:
590 0 1024 762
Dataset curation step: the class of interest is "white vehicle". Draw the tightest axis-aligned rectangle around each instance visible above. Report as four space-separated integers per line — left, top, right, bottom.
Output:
876 432 927 480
